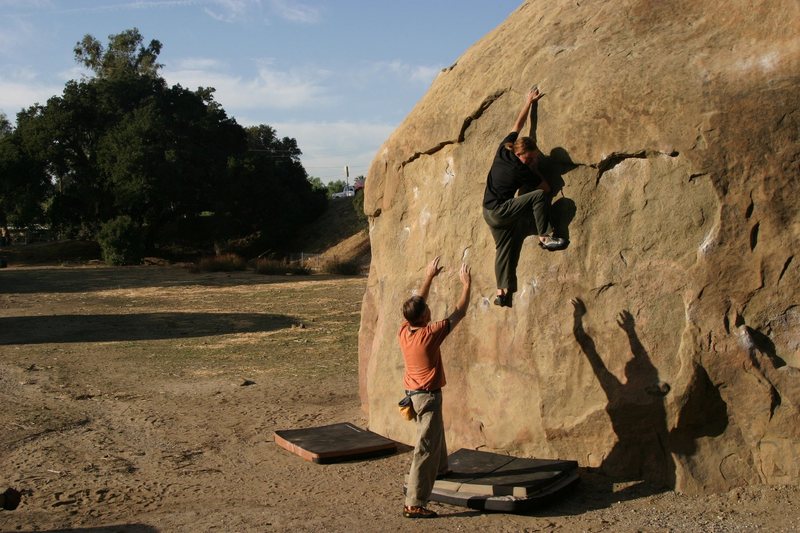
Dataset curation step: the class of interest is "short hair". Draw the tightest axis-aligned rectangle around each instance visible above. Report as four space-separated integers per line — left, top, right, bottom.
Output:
504 136 538 154
402 295 428 325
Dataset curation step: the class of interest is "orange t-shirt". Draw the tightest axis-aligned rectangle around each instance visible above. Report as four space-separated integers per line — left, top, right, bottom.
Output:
398 319 451 391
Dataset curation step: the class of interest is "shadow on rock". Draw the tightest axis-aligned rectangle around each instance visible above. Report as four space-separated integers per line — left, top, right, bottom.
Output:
570 298 676 488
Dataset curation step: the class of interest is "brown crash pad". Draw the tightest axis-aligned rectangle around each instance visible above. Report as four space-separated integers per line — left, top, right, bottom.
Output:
274 422 397 464
406 448 579 512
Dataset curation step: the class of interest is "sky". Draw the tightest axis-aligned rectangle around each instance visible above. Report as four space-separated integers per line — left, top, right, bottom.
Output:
0 0 522 183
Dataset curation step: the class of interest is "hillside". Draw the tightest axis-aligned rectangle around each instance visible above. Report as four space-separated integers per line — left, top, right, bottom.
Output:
289 194 371 270
290 195 367 253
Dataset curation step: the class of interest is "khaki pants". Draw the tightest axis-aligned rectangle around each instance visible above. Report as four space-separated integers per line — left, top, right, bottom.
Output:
405 391 448 507
483 189 553 292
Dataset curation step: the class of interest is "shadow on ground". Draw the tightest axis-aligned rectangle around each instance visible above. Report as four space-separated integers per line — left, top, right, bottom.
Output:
439 469 668 518
0 312 296 345
0 266 342 295
16 526 158 533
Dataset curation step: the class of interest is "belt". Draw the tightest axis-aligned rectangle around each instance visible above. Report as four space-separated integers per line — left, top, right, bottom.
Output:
405 388 441 395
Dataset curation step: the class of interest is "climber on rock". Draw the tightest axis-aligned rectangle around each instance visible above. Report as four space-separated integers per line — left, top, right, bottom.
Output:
482 86 567 308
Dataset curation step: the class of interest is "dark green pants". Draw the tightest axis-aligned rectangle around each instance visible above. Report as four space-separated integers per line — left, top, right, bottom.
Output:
483 190 553 292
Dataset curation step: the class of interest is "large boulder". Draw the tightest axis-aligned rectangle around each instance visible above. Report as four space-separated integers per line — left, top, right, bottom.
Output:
359 0 799 493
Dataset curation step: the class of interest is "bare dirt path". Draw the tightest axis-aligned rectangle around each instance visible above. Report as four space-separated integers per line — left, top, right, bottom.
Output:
1 266 797 532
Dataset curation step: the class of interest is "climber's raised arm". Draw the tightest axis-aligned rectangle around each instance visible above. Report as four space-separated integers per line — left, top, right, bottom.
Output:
511 87 544 134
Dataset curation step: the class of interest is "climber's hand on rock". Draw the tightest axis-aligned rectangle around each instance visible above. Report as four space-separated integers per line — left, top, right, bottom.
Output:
425 256 443 280
459 263 471 287
527 86 544 104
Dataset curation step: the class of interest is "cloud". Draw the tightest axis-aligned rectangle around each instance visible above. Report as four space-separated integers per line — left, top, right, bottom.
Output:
165 58 331 110
0 15 37 56
0 73 63 116
266 120 395 180
10 1 201 15
59 65 92 81
0 0 54 8
203 0 262 23
377 60 441 85
0 63 91 119
202 0 321 25
268 0 320 24
104 0 197 10
349 59 441 89
172 57 225 70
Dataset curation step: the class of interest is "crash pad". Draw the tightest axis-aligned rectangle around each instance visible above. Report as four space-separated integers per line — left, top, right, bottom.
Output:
274 422 397 464
406 448 579 512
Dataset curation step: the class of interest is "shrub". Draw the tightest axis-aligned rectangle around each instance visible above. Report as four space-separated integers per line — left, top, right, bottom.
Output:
254 258 310 276
97 216 145 265
319 257 361 275
196 253 247 272
352 189 368 226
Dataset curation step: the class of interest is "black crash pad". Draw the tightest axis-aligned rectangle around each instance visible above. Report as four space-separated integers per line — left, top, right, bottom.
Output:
274 422 397 464
407 448 579 512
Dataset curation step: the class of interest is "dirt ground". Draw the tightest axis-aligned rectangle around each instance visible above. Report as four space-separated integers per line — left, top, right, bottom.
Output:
1 265 798 533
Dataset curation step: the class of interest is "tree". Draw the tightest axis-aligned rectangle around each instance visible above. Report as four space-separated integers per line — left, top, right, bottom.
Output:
326 179 347 197
0 28 328 255
0 113 11 138
14 45 245 240
74 28 162 79
222 125 326 250
307 176 327 194
0 115 50 227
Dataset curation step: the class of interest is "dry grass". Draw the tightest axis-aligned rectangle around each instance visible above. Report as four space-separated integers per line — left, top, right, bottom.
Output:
317 257 361 275
0 240 101 265
194 253 247 272
254 258 311 276
0 265 365 381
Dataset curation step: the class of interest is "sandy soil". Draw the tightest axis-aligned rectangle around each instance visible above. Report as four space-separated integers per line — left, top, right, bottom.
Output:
1 265 798 532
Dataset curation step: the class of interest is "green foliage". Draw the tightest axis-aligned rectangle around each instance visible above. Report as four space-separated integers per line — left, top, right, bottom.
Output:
352 189 367 226
74 28 162 79
0 113 11 138
0 27 328 255
307 177 348 199
97 215 145 265
221 125 326 249
0 128 50 227
308 176 327 194
327 179 347 196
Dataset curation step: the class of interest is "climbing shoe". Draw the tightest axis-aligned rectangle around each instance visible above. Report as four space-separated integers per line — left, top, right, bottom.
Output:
493 293 512 307
539 236 568 251
403 505 438 519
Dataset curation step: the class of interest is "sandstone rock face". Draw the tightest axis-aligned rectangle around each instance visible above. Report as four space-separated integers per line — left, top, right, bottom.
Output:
359 0 799 493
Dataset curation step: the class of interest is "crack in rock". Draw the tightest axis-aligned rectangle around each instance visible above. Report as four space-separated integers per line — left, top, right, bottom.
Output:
400 90 506 167
593 149 679 186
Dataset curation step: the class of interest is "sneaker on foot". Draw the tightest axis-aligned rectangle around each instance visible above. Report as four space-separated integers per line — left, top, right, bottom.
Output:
540 236 568 251
403 505 438 519
493 293 512 307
